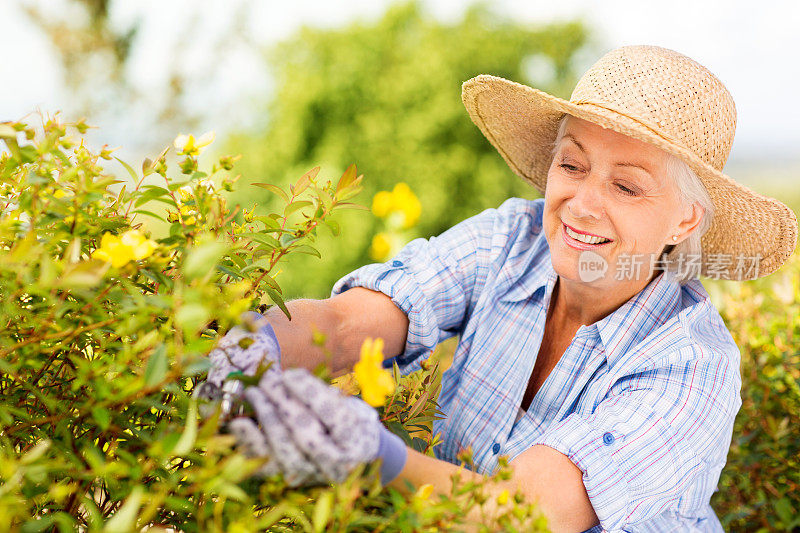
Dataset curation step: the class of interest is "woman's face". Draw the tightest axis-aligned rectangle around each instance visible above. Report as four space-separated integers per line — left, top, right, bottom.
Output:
543 116 698 290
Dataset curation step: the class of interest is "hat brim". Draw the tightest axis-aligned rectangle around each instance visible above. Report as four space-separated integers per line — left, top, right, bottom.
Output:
462 74 798 280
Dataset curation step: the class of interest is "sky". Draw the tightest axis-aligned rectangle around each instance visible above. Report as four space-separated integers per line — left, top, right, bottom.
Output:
1 0 799 168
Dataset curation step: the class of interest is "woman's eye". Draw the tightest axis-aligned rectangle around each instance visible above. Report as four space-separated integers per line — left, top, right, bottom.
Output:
616 183 638 196
559 163 580 173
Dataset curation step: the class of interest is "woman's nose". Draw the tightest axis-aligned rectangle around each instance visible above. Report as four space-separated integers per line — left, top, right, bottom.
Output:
567 176 605 220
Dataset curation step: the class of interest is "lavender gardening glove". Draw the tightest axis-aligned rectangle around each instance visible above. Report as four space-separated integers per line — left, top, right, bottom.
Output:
228 368 408 487
196 311 281 417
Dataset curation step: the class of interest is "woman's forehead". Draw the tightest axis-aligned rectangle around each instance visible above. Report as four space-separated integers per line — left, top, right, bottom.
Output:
560 116 669 167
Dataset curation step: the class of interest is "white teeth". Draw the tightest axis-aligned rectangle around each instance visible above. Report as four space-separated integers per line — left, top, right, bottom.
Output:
565 225 609 244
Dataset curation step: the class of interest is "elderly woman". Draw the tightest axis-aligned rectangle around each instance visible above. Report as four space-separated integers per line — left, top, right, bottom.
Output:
203 45 797 531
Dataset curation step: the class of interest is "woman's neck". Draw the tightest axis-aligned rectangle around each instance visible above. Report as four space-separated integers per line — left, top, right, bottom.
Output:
552 273 656 327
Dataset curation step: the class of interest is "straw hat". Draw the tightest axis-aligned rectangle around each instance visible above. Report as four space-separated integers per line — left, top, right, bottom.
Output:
461 45 797 280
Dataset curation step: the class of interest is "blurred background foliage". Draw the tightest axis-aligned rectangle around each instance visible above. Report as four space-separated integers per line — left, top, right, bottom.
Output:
706 256 800 531
17 0 256 148
224 1 590 298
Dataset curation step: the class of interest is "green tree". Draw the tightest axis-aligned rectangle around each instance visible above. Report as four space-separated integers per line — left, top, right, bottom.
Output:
227 1 591 298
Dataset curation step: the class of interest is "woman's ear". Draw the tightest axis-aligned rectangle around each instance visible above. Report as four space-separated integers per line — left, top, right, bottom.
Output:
671 202 705 244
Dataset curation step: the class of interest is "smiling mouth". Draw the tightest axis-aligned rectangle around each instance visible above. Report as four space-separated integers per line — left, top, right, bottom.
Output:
563 223 612 245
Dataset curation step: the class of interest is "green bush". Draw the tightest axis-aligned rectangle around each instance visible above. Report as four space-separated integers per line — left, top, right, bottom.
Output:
5 112 795 532
708 253 800 531
226 1 590 299
0 117 546 532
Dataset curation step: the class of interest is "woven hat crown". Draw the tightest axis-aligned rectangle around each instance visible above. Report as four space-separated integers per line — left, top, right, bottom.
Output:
570 46 736 172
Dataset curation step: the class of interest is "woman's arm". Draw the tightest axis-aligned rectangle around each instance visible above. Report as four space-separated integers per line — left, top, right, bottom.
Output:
261 287 410 376
388 445 599 533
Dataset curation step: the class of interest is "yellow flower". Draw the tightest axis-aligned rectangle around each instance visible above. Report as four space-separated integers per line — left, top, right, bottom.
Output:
371 190 394 218
392 183 422 228
92 230 157 267
415 483 434 500
369 232 393 261
121 230 158 260
496 489 510 506
173 131 215 156
412 483 435 513
370 183 421 228
92 233 132 267
353 337 395 407
178 189 194 203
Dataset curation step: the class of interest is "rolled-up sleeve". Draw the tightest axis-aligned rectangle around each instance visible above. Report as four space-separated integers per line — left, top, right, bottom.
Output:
530 349 741 531
332 198 537 369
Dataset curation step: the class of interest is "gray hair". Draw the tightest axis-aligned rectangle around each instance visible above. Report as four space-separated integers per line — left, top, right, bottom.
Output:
550 114 714 283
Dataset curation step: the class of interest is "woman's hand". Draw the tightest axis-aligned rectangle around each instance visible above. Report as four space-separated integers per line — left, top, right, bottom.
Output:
228 368 407 487
206 311 281 387
196 311 281 419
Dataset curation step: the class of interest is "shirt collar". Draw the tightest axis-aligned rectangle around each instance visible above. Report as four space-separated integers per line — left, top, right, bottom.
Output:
498 233 683 367
499 237 557 304
594 272 683 367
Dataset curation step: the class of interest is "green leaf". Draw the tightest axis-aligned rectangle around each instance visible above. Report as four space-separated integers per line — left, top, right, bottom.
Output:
261 273 282 294
775 498 794 525
134 188 174 208
175 303 210 333
18 144 38 163
22 516 56 533
140 184 171 196
291 244 321 258
284 200 313 216
132 209 165 221
259 215 281 230
325 219 340 236
410 437 428 453
172 398 198 456
241 232 281 250
103 487 143 533
114 156 139 182
264 286 290 319
144 196 179 208
335 185 363 201
183 241 228 280
167 179 192 192
164 496 194 514
217 264 244 280
240 257 273 275
291 166 319 195
97 178 126 189
336 163 357 191
333 202 369 211
182 357 212 377
312 491 333 533
386 420 413 446
58 260 109 289
92 407 111 431
0 123 17 140
251 182 289 202
20 440 51 465
141 157 154 176
216 482 250 502
144 345 168 387
257 503 290 529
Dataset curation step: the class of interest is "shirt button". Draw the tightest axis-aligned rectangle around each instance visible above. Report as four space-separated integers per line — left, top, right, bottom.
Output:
602 432 615 446
392 260 403 267
492 442 501 454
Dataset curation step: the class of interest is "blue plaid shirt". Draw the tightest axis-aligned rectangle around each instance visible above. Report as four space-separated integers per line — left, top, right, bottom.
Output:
333 198 741 532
